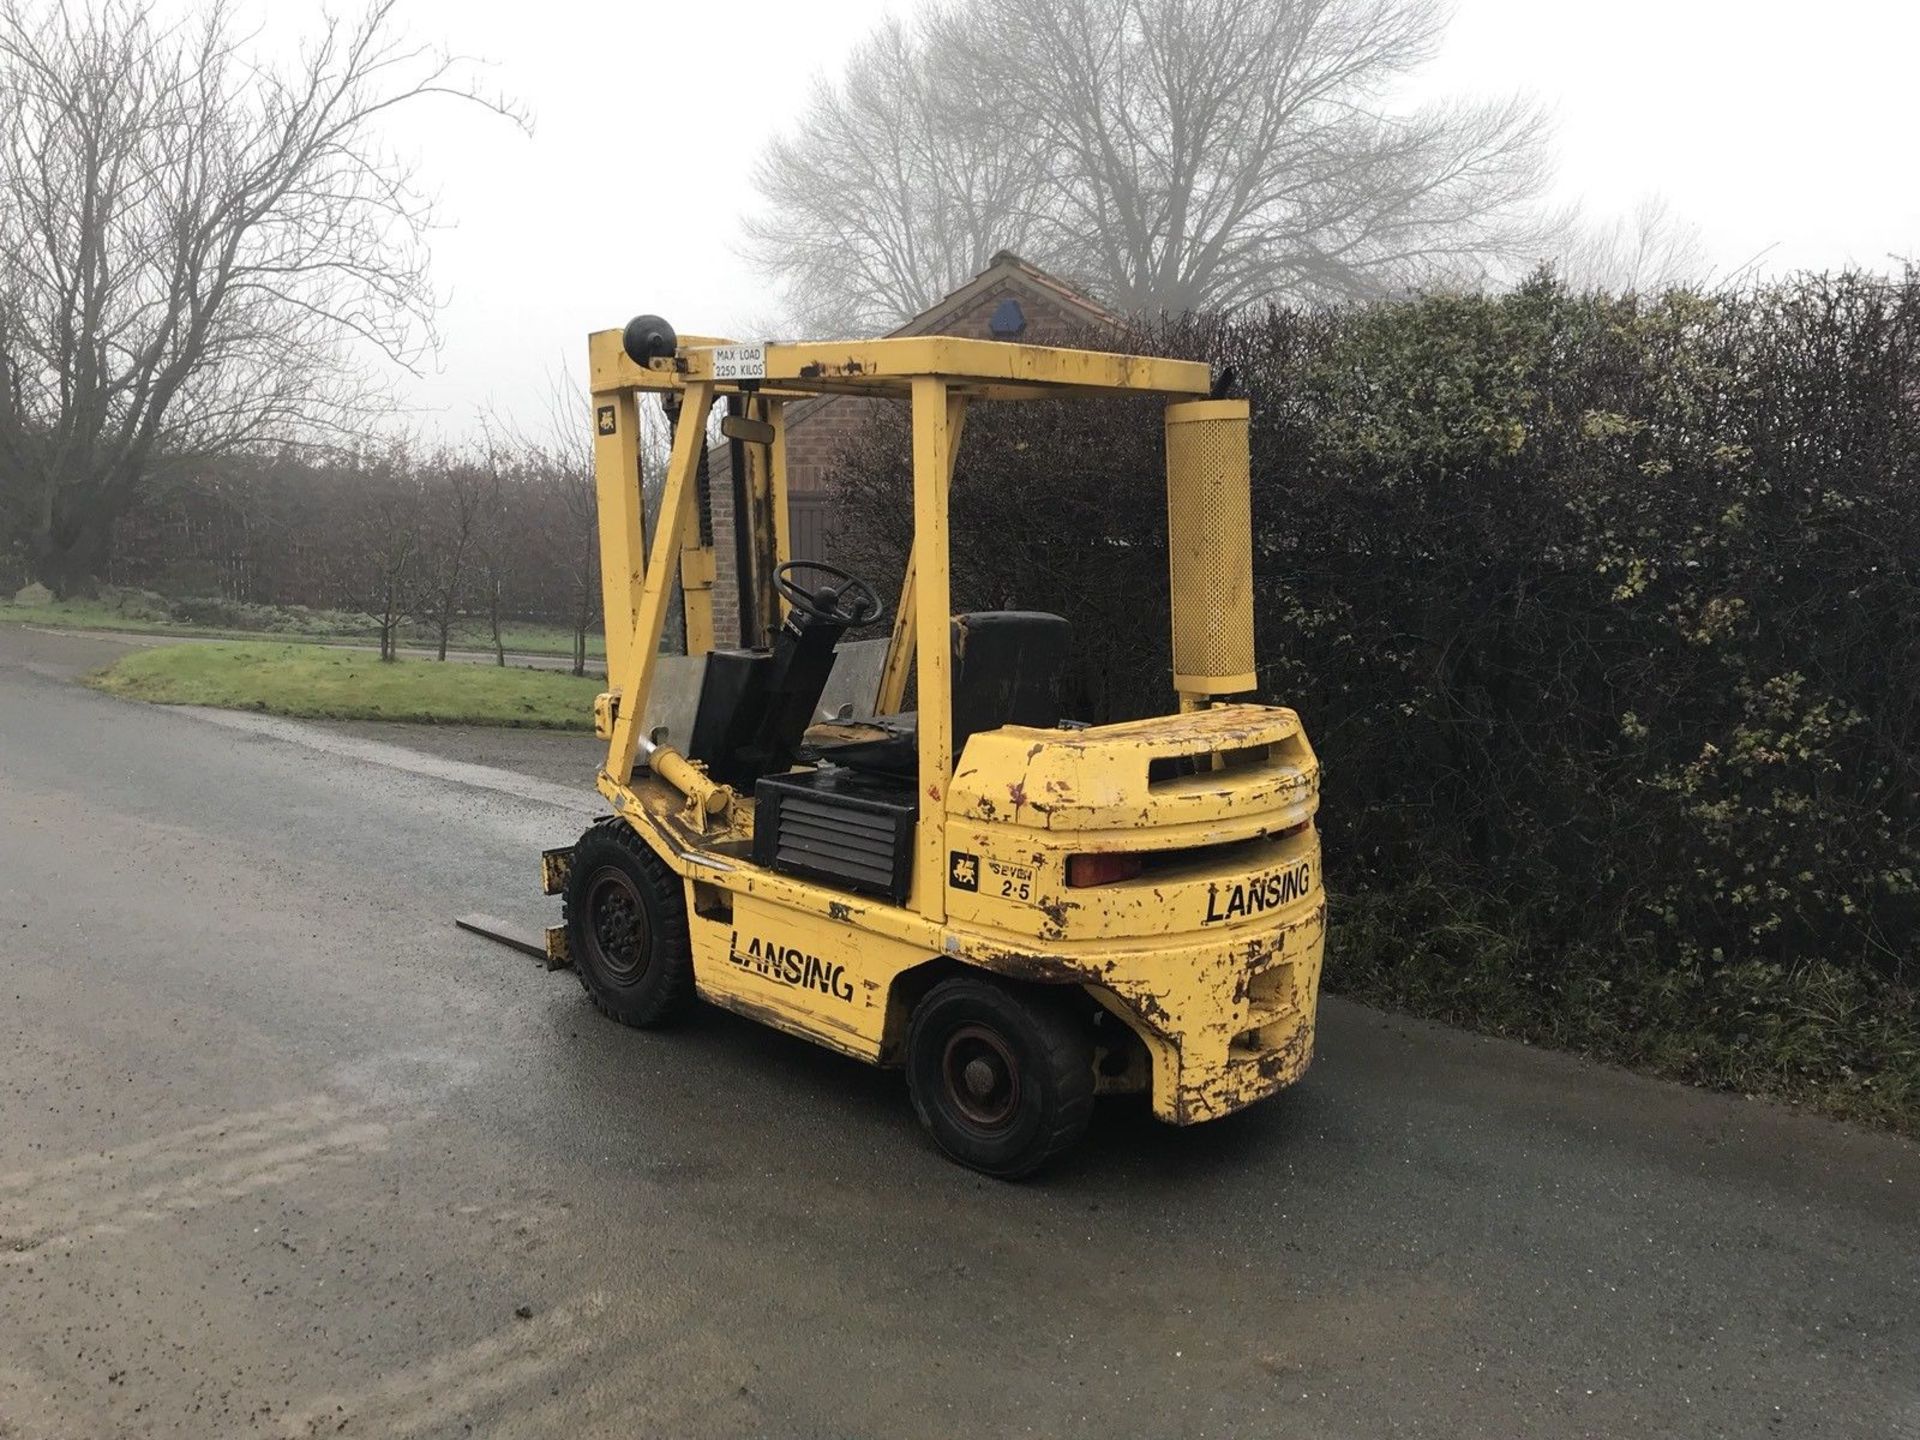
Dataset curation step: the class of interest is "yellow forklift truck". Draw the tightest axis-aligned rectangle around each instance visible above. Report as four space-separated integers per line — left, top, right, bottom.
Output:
540 316 1325 1177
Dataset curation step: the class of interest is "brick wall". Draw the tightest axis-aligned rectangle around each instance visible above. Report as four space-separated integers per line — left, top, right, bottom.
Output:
905 278 1106 346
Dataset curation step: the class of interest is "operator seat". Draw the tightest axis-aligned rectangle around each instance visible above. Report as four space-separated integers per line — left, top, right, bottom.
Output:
814 611 1070 777
684 560 884 790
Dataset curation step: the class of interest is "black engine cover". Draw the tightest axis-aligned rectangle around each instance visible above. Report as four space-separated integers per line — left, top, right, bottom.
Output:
751 765 918 902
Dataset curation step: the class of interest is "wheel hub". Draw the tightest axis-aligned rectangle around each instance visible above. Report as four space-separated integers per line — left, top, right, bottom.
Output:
942 1025 1020 1132
585 867 651 985
962 1057 997 1099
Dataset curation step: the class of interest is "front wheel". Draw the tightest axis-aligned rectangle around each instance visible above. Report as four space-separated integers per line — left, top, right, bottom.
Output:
562 818 694 1028
906 978 1095 1179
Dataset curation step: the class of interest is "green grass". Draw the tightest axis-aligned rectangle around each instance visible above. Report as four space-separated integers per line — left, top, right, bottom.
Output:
0 596 604 659
1 597 199 634
490 621 606 658
88 642 602 729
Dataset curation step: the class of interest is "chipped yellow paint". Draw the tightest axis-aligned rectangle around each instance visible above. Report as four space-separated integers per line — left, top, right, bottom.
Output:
589 387 646 686
909 378 958 924
948 704 1317 838
590 736 1324 1125
585 330 1213 403
573 322 1325 1130
768 399 793 624
605 381 713 787
677 510 716 656
1165 398 1257 700
877 394 965 716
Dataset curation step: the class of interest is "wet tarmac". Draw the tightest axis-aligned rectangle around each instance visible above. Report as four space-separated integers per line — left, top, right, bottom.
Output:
3 624 1917 1439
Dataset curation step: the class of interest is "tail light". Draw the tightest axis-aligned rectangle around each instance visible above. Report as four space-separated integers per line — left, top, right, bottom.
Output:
1066 853 1144 888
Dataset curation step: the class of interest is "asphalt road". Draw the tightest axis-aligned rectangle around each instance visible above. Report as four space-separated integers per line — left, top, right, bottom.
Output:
2 624 1917 1440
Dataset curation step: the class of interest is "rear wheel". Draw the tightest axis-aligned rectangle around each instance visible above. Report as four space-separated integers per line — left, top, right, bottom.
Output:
906 978 1095 1178
562 818 694 1027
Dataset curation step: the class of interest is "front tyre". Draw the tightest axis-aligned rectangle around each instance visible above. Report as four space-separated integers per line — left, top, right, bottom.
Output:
906 978 1095 1179
562 818 694 1028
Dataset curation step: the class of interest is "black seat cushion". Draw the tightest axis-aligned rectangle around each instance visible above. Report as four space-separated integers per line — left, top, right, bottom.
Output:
811 611 1069 776
950 611 1068 741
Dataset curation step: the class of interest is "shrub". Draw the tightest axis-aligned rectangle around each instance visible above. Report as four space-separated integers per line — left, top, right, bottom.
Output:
833 271 1920 1127
97 585 173 622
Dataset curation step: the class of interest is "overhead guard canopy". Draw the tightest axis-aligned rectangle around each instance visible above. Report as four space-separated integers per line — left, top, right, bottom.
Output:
586 330 1215 404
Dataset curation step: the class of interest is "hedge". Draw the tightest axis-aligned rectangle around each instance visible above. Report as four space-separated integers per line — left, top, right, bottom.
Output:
832 271 1920 1129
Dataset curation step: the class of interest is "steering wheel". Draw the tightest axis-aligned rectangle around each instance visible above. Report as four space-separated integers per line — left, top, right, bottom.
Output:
775 560 883 626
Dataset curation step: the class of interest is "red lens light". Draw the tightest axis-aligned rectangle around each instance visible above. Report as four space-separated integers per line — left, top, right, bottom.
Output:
1066 853 1144 887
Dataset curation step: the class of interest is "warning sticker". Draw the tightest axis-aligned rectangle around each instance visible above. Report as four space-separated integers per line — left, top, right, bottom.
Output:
711 344 767 381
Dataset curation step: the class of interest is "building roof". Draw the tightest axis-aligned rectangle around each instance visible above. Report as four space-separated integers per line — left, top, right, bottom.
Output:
769 253 1118 432
702 255 1118 637
886 251 1119 338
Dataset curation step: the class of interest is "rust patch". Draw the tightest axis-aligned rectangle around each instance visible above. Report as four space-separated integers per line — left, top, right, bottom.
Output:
971 946 1111 988
1256 1025 1313 1081
1239 934 1281 967
539 846 575 897
967 946 1175 1039
1007 780 1028 809
1169 1021 1315 1124
705 989 875 1061
1126 987 1176 1032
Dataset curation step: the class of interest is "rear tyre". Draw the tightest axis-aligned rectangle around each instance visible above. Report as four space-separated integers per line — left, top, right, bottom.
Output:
906 978 1095 1179
562 818 694 1028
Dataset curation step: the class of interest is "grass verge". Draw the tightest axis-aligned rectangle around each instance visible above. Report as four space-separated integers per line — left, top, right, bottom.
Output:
2 597 225 635
88 642 601 730
1 597 604 659
1329 879 1920 1136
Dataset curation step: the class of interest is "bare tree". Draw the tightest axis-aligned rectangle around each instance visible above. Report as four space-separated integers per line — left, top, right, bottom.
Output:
335 449 425 663
0 0 519 595
746 13 1051 334
1550 195 1710 295
488 382 605 677
550 454 600 678
473 427 514 667
422 451 484 661
749 0 1554 328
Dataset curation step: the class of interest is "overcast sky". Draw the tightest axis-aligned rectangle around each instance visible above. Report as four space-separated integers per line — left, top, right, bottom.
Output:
368 0 1918 437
